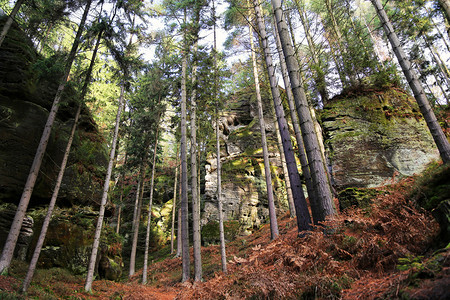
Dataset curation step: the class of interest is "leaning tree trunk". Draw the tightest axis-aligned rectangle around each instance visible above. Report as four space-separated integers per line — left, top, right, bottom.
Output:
21 25 103 293
85 82 125 292
270 0 336 224
0 0 92 275
273 15 318 219
180 19 190 281
253 0 312 232
370 0 450 164
143 122 161 284
248 18 279 239
0 0 24 47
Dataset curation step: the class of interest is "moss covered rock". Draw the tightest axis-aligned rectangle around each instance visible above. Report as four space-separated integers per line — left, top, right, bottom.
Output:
0 18 107 208
203 84 288 235
27 206 123 279
321 86 440 190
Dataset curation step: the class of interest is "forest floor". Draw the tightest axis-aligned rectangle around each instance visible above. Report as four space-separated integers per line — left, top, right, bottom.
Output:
0 164 449 299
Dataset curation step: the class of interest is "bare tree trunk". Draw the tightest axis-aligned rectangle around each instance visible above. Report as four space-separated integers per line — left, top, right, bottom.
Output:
253 0 312 232
0 0 92 275
180 12 190 280
248 17 279 240
176 207 182 258
273 116 295 216
0 0 24 47
129 169 145 277
171 148 180 255
85 82 125 292
143 123 161 284
212 0 227 272
273 15 316 218
21 24 103 292
371 0 450 164
271 0 336 224
294 0 329 104
190 40 202 282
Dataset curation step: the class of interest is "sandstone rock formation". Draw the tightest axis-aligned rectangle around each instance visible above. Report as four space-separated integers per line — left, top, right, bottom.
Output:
321 86 440 190
203 86 288 236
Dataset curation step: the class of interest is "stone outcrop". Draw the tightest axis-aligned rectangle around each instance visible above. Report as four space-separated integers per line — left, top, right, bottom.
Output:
0 19 107 208
320 86 440 190
0 18 115 276
203 86 289 236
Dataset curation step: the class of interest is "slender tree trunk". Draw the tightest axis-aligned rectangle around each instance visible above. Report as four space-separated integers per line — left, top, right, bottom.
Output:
248 17 279 240
294 0 329 104
143 123 161 284
190 40 202 282
371 0 450 164
212 0 227 272
21 25 103 292
171 148 180 255
85 82 125 292
273 16 317 218
129 171 145 278
0 0 92 275
272 112 295 216
176 206 182 258
180 13 190 280
0 0 24 47
271 0 336 224
116 206 121 234
253 0 312 232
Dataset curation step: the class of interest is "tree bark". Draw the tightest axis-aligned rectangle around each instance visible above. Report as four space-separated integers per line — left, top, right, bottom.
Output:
273 15 316 218
271 0 336 224
0 0 92 275
253 0 312 232
248 17 279 239
85 82 125 292
180 13 190 280
0 0 24 47
370 0 450 164
212 0 227 272
190 39 202 282
171 148 180 255
143 123 161 284
129 167 145 277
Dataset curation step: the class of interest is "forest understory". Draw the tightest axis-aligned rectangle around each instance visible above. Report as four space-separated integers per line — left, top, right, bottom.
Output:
0 164 449 300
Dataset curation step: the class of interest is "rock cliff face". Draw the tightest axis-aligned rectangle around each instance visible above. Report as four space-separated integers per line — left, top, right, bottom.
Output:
203 86 289 236
0 19 106 209
0 19 116 277
320 86 440 190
